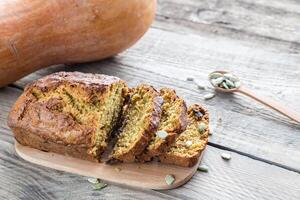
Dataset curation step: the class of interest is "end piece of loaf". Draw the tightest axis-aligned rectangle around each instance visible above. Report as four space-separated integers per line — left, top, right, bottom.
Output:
159 104 209 167
109 84 163 162
138 88 188 161
7 72 127 162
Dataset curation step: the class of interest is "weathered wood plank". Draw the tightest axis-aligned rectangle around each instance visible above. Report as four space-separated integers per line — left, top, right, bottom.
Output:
13 27 300 171
1 87 300 200
155 0 300 45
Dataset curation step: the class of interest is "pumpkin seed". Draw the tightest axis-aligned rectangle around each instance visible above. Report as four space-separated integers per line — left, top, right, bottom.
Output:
165 174 175 185
197 165 208 172
214 77 224 85
222 82 229 89
196 83 206 90
204 93 215 100
156 130 168 139
93 181 107 190
210 72 223 79
221 153 231 160
198 122 206 133
186 140 193 146
225 79 235 88
224 73 238 82
87 178 99 184
210 79 219 87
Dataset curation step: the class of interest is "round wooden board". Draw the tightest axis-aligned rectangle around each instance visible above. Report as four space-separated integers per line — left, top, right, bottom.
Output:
15 142 203 190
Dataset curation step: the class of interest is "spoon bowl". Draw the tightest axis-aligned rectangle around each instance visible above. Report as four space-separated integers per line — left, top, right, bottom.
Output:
208 70 240 93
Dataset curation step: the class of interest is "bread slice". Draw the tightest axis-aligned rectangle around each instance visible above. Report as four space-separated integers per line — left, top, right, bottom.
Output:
159 104 209 167
7 72 127 162
109 84 163 162
138 88 188 161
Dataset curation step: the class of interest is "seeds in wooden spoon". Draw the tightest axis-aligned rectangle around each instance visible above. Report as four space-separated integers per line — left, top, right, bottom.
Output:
165 174 175 185
209 72 240 90
210 72 223 79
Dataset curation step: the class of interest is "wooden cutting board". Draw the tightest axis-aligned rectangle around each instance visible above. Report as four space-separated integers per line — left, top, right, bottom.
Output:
15 142 203 190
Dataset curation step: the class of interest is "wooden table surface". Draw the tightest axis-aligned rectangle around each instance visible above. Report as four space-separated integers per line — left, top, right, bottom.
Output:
1 0 300 199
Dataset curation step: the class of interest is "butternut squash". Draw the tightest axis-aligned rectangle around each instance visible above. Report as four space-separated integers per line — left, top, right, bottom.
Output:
0 0 156 87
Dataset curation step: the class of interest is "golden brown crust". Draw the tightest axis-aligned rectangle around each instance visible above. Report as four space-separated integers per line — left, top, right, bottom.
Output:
13 127 98 162
8 72 125 162
109 84 163 162
159 104 209 167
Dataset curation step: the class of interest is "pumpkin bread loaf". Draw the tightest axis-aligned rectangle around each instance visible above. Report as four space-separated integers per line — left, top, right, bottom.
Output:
109 84 163 162
159 104 209 167
7 72 127 162
138 88 188 162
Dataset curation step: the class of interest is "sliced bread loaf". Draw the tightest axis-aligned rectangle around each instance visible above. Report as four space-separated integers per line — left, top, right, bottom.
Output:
159 104 209 167
109 84 163 162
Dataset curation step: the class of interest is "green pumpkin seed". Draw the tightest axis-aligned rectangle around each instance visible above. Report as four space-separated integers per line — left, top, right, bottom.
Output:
195 81 206 90
222 82 229 89
225 79 235 88
198 122 206 133
87 178 99 184
93 181 107 190
221 153 231 160
165 174 175 185
186 140 193 146
156 130 168 139
210 72 223 79
204 93 215 100
224 73 239 82
211 79 219 87
197 165 208 172
213 77 224 85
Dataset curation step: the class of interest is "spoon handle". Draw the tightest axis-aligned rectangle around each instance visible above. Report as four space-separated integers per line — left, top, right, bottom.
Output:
237 86 300 123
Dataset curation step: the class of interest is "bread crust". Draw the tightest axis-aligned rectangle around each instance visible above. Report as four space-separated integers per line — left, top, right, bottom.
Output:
8 72 125 162
159 104 209 167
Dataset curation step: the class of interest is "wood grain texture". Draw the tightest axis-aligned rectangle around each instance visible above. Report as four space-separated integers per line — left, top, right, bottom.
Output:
155 0 300 44
13 25 300 172
1 88 300 200
1 0 300 199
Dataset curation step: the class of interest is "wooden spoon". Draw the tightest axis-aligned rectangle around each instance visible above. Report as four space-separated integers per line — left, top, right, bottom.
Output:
209 70 300 123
